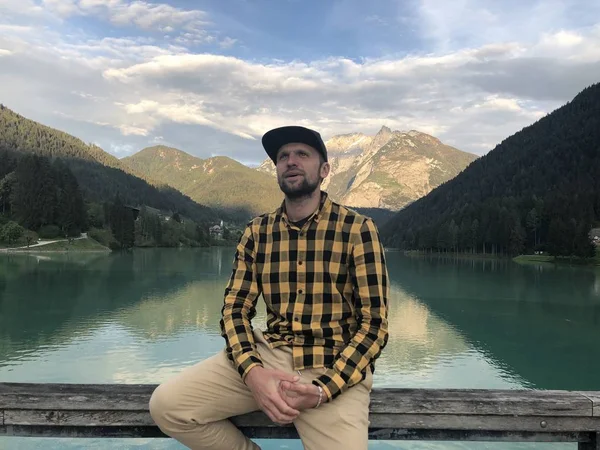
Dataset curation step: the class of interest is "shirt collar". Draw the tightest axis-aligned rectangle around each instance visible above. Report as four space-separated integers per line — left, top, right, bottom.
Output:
277 190 331 226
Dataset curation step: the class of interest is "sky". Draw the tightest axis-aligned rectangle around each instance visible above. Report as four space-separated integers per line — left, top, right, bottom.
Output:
1 0 599 166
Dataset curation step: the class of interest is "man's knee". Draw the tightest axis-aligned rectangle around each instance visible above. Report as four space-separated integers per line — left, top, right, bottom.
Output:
149 383 169 428
149 381 189 432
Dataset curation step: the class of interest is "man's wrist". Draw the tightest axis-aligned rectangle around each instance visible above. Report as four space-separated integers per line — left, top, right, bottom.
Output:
241 362 263 385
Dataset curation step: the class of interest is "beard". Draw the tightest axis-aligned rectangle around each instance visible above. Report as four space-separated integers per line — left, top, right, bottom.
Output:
278 174 321 199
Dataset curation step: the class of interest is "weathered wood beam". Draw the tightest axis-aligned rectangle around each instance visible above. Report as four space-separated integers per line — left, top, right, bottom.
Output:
1 384 594 415
1 383 599 443
582 392 600 417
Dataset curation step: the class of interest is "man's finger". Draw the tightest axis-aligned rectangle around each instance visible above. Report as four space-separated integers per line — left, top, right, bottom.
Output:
279 380 299 393
274 370 300 383
270 393 300 417
263 402 288 424
282 382 313 395
265 399 297 423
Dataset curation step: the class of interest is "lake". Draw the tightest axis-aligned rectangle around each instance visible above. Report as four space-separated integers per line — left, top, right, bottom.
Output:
1 248 599 449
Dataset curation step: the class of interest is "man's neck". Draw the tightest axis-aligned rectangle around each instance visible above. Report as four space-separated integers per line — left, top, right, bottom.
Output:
284 190 321 222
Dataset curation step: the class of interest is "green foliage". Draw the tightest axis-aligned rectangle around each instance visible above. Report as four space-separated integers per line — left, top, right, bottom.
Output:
4 153 87 236
22 230 38 247
38 225 61 239
0 171 15 216
86 202 105 229
381 82 600 260
88 227 118 249
1 221 24 244
109 194 135 249
54 159 87 236
11 154 56 229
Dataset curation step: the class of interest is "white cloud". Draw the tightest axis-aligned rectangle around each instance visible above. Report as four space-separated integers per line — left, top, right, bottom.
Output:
0 25 35 33
96 26 599 153
0 0 599 162
477 96 522 112
3 0 215 45
119 125 150 136
415 0 593 49
42 0 79 17
0 0 48 17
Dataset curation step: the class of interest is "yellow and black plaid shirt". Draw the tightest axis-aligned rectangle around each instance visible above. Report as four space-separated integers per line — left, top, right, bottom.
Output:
219 191 389 401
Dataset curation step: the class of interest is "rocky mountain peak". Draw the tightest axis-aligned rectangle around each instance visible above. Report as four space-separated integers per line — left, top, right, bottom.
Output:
257 158 276 176
376 125 393 137
325 132 370 155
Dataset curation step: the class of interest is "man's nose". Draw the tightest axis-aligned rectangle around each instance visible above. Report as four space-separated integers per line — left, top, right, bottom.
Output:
286 154 299 166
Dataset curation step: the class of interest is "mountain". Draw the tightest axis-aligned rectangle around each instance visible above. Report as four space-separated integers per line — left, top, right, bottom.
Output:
257 126 478 210
0 105 219 225
122 146 282 220
379 82 600 259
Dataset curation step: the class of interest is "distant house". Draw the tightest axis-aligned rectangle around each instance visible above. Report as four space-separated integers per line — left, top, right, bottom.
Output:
209 220 224 240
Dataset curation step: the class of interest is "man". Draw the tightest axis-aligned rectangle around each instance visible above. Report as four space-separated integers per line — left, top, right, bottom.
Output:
149 125 389 450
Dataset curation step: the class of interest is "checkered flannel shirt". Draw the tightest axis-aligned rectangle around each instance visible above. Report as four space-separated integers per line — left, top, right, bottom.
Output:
219 191 389 401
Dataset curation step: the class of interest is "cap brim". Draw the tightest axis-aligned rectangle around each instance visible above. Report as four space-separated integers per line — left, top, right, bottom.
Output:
262 126 326 163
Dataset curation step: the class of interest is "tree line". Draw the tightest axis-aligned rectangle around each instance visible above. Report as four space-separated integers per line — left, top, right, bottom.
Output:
380 82 600 260
0 151 235 249
0 104 225 226
1 152 86 244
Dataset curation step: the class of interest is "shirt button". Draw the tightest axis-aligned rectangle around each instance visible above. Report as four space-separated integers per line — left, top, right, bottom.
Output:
298 261 303 265
294 318 299 322
298 289 303 294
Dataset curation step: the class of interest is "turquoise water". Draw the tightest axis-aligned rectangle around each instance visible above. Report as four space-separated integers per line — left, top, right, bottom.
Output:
1 248 599 449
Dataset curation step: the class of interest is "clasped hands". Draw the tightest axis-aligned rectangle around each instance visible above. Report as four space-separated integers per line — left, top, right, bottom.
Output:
245 366 323 425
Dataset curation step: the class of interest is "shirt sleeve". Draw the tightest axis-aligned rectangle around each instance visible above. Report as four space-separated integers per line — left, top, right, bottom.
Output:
219 222 264 381
312 217 389 401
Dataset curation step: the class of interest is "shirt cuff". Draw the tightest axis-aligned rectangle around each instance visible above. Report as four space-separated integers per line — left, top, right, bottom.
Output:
237 353 264 382
312 369 357 402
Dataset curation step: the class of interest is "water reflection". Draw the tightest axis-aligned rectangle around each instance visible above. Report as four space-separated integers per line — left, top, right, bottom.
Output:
1 249 593 450
0 249 541 391
386 253 600 390
0 249 231 371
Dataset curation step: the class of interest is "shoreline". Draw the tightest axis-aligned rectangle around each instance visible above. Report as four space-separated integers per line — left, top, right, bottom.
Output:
402 249 600 266
0 236 111 253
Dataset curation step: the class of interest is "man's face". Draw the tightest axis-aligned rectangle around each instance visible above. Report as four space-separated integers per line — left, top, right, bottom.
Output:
275 142 329 199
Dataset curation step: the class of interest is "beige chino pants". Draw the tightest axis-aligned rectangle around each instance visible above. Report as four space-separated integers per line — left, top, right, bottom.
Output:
149 329 373 450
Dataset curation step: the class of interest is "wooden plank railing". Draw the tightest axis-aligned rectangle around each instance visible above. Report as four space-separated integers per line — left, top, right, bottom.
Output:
1 383 599 448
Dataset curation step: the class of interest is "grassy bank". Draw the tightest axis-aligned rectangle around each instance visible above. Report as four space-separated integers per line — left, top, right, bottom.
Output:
403 249 600 266
402 250 510 260
12 237 111 253
513 250 600 266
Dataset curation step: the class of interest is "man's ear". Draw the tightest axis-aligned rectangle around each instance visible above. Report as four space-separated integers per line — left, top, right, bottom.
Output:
320 162 330 179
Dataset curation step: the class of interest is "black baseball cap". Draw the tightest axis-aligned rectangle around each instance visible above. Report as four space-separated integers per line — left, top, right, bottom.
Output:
262 126 328 163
